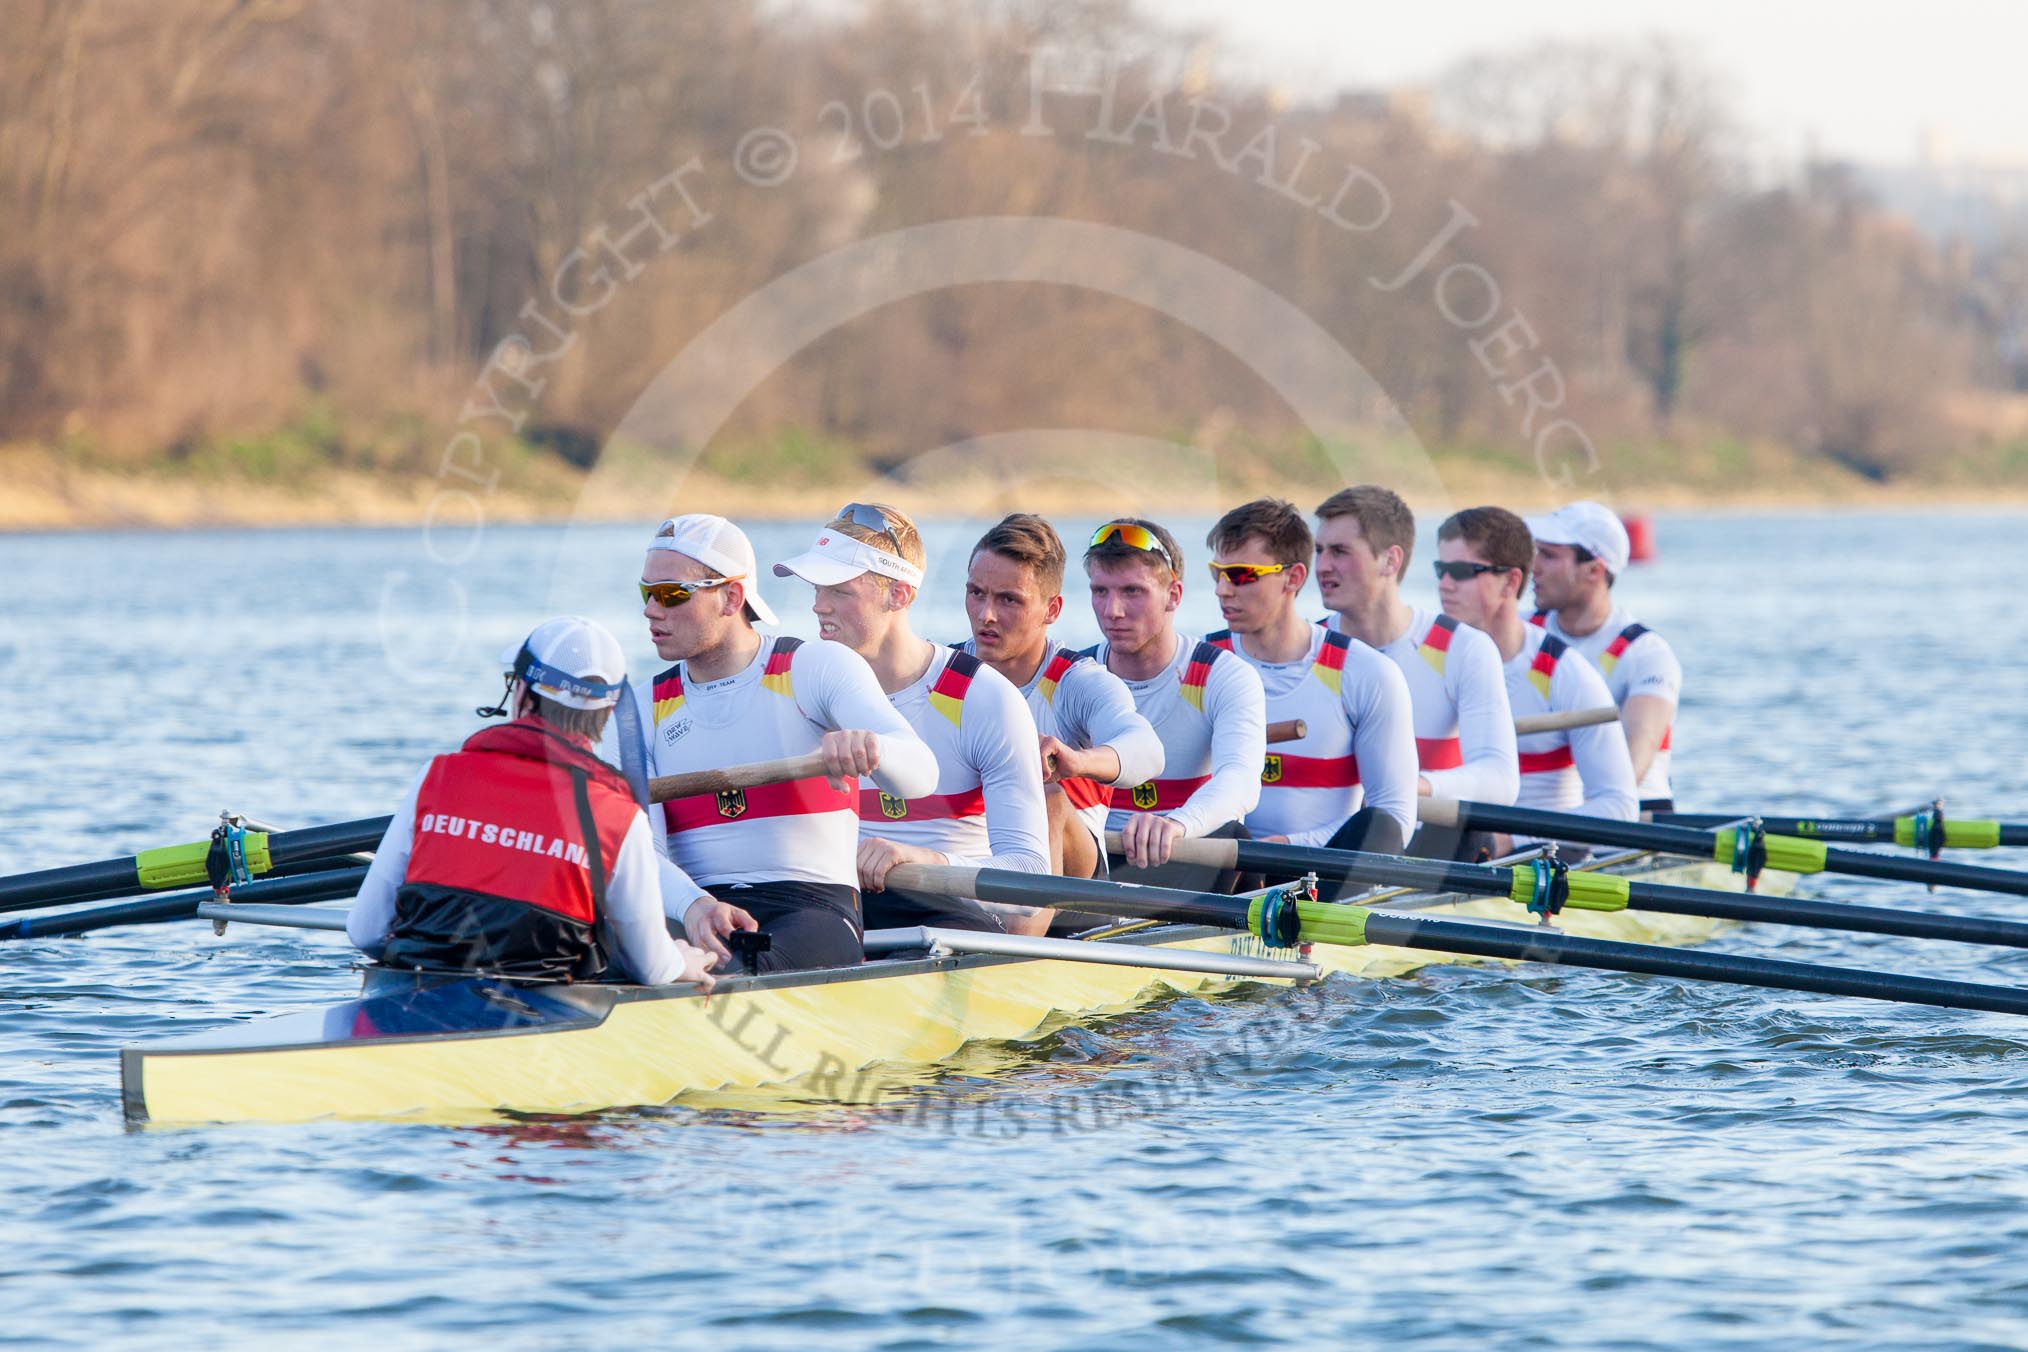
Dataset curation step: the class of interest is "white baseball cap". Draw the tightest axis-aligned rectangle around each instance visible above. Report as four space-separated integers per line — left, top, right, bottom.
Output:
499 616 628 710
772 529 925 589
1527 501 1631 576
645 514 778 626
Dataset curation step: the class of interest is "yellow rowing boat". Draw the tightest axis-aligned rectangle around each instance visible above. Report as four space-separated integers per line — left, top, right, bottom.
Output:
123 857 1768 1127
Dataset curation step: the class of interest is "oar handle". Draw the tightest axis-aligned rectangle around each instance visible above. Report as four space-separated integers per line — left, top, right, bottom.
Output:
1513 706 1619 735
887 862 987 897
1101 831 1240 869
647 752 831 804
1266 719 1307 744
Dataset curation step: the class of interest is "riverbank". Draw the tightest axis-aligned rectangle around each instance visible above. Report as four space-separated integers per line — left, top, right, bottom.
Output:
6 433 2025 531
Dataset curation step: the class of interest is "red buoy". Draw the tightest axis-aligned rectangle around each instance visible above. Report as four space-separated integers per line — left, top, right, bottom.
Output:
1622 513 1656 564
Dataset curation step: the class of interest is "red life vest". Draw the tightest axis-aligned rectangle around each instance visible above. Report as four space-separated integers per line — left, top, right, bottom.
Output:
385 719 639 980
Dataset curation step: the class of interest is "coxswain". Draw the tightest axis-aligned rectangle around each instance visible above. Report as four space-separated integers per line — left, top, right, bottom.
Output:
1204 498 1418 856
1435 507 1637 847
1085 518 1266 880
348 617 717 986
1313 486 1518 859
961 513 1164 928
774 502 1050 933
1526 500 1682 815
615 514 940 974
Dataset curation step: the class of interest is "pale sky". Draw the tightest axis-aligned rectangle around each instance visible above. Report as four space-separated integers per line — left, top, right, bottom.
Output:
1163 0 2028 166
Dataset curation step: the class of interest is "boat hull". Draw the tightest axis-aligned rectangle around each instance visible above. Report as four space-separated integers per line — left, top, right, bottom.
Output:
122 860 1759 1126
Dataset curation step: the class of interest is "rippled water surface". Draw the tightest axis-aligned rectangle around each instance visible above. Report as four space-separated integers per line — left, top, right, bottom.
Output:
4 513 2028 1349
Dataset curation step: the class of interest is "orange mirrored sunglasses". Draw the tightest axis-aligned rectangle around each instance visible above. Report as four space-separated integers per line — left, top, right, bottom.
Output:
1089 521 1176 570
639 575 740 607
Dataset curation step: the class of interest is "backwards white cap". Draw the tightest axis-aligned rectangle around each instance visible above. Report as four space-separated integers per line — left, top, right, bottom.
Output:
1527 500 1632 576
772 529 925 589
498 616 628 710
645 514 779 627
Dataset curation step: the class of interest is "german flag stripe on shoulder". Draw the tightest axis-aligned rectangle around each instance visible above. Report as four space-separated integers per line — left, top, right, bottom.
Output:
1180 640 1221 712
652 664 686 723
761 636 801 698
1526 632 1566 700
1600 622 1650 675
1311 629 1350 695
1038 646 1079 704
1205 629 1235 651
1418 613 1460 673
1527 610 1549 628
929 649 981 726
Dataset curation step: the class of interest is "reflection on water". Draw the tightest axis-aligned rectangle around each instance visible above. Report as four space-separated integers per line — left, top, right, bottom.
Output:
3 515 2028 1346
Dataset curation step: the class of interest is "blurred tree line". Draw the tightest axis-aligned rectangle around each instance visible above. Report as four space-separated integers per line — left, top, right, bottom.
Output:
4 0 2025 485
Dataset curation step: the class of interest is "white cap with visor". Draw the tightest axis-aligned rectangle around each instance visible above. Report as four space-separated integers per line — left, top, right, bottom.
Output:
496 616 628 711
645 514 779 626
1527 501 1631 577
772 529 924 589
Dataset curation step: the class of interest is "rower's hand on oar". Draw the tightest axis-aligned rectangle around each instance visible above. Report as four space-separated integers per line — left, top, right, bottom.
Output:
820 729 882 789
683 896 758 968
1037 735 1091 784
858 837 942 892
671 939 719 991
1119 813 1186 869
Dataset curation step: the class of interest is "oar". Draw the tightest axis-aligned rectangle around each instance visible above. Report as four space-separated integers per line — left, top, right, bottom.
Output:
0 866 370 941
885 863 2028 1017
1266 719 1307 744
0 753 841 918
1124 834 2028 951
1658 811 2028 850
647 752 830 803
1513 706 1619 735
0 817 390 916
1420 799 2028 898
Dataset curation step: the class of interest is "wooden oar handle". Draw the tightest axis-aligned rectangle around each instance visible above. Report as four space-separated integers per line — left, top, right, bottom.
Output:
1100 831 1240 869
887 862 985 897
1266 719 1306 744
1416 798 1463 828
647 751 831 804
1514 706 1619 735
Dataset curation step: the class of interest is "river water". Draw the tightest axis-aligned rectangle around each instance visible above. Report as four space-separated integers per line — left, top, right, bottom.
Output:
3 512 2028 1349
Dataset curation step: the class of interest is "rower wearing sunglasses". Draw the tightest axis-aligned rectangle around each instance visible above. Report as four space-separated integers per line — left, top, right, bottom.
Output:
1314 486 1519 861
1085 518 1267 877
960 513 1164 907
775 502 1051 935
1526 501 1680 815
1203 498 1419 857
617 514 940 974
1435 507 1638 844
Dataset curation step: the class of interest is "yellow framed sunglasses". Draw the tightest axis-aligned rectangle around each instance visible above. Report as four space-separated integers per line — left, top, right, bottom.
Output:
1207 561 1289 586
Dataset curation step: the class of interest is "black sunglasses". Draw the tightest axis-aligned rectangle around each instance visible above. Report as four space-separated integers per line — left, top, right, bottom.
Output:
1432 560 1510 582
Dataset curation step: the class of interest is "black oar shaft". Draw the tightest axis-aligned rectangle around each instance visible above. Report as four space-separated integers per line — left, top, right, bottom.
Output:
0 817 390 915
0 868 369 941
1439 801 2028 897
933 863 2028 1019
1660 813 1891 842
1360 911 2028 1018
956 868 1254 928
1660 813 2028 848
1625 878 2028 948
